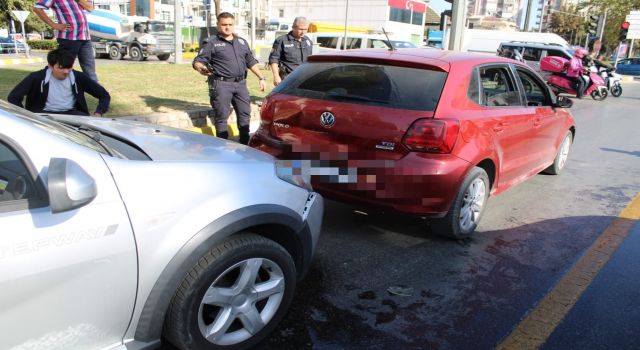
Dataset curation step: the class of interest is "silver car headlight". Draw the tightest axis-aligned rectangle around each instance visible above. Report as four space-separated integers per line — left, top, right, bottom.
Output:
275 160 312 191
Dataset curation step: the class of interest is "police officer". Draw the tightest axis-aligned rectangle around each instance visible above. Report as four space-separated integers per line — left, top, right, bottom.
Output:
268 17 313 86
193 12 266 145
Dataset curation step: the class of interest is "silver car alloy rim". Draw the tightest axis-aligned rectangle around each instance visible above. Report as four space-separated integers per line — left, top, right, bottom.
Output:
198 258 285 346
459 177 486 232
557 135 571 170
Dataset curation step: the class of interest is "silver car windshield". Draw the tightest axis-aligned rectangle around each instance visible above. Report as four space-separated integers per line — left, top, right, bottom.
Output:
1 101 107 154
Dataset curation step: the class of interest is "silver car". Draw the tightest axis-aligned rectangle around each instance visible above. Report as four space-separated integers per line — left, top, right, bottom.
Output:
0 100 323 350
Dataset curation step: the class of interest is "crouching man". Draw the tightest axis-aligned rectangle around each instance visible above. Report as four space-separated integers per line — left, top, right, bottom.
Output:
8 48 110 116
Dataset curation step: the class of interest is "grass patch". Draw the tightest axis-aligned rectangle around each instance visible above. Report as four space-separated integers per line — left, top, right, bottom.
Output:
0 62 272 117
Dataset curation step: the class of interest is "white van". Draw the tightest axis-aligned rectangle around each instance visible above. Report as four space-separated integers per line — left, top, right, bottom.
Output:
462 29 571 55
309 32 402 52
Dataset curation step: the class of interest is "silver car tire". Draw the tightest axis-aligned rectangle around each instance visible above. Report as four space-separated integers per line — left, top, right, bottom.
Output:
164 233 296 350
544 131 572 175
431 166 490 240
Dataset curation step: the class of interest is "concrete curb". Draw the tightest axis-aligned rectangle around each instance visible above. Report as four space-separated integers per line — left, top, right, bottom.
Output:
0 56 44 66
620 75 639 82
119 102 262 136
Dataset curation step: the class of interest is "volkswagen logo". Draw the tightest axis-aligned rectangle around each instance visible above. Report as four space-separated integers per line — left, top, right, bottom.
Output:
320 111 335 128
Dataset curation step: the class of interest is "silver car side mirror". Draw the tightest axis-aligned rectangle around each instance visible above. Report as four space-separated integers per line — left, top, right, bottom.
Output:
48 158 97 213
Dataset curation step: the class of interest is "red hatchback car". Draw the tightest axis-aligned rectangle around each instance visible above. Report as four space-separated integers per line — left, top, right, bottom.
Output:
250 48 575 239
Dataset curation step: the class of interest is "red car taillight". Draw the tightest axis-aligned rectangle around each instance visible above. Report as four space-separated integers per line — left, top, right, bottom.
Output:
402 119 460 154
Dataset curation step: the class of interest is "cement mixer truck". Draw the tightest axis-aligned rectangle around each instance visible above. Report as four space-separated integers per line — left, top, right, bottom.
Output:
86 9 174 61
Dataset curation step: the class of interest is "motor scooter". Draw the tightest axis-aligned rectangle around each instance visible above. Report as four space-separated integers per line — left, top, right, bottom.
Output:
540 56 608 100
598 67 623 97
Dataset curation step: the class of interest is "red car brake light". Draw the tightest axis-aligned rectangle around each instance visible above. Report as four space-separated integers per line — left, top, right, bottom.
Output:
402 119 460 154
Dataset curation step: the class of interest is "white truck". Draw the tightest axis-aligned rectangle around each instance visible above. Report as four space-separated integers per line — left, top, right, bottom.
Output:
86 9 174 61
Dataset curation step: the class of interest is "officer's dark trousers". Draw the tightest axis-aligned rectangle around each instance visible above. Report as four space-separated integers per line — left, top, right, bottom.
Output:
209 80 252 144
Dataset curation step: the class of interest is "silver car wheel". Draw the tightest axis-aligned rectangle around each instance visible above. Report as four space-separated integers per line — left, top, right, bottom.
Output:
197 257 285 346
459 177 487 232
557 134 571 170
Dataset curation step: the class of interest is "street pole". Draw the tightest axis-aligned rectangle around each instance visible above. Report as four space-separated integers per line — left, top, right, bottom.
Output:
599 9 607 41
11 10 30 58
448 0 465 51
174 0 182 64
250 0 256 51
584 31 589 48
539 0 545 33
523 0 532 31
343 0 349 50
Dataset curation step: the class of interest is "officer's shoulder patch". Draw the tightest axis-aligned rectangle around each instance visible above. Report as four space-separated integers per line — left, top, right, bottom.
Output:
306 39 312 46
239 38 246 45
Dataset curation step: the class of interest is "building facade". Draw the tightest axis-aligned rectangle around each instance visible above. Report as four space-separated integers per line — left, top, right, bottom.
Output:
269 0 427 43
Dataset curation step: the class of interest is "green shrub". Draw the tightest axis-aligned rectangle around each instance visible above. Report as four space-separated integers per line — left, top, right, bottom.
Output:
27 40 58 50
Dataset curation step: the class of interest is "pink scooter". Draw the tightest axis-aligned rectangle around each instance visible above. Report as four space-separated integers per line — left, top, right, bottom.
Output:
540 56 608 100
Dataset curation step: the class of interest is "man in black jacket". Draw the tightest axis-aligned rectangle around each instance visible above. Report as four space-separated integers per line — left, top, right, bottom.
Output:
268 17 313 86
8 48 110 116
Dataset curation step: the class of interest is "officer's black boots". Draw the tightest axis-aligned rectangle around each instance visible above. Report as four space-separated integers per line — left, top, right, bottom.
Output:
239 125 251 145
215 127 249 145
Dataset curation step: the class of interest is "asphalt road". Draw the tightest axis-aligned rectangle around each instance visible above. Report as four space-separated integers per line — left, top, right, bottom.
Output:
251 81 640 350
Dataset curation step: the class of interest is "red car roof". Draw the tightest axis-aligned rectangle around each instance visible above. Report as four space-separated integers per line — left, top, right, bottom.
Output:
308 48 518 73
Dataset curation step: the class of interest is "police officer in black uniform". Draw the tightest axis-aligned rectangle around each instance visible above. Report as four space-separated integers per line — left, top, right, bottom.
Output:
268 17 313 86
193 12 266 144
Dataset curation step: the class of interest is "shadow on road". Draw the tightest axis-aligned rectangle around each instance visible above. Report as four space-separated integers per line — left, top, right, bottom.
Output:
601 147 640 158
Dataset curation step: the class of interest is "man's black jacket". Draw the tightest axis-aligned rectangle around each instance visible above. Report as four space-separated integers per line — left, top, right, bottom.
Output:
8 67 110 115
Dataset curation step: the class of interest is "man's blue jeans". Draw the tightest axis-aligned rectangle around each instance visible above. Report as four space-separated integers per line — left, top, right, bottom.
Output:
57 39 98 82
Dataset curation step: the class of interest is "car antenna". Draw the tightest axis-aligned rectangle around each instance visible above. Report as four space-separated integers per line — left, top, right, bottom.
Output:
382 28 396 51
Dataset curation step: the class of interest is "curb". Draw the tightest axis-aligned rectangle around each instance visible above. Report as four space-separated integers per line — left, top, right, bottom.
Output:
120 104 262 135
620 75 635 81
0 56 44 66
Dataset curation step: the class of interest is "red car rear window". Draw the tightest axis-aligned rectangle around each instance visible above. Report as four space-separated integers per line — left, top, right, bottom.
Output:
272 62 447 111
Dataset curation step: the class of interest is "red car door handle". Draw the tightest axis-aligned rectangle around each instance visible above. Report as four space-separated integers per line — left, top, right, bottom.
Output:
533 118 542 127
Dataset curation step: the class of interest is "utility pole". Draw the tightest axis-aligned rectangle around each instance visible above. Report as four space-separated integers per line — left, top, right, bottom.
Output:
599 9 607 41
539 0 545 32
250 0 256 51
343 0 349 50
448 0 465 51
174 0 182 64
523 0 533 31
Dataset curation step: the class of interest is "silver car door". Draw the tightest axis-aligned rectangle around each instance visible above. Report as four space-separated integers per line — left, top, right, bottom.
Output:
0 135 138 350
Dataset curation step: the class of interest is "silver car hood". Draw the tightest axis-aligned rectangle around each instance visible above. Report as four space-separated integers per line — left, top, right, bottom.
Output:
47 114 273 162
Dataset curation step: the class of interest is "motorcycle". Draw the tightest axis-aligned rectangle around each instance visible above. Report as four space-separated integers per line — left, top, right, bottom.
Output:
598 67 623 97
540 56 608 101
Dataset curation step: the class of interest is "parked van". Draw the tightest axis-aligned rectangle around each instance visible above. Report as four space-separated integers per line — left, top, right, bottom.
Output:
462 29 570 55
309 32 414 52
498 41 573 74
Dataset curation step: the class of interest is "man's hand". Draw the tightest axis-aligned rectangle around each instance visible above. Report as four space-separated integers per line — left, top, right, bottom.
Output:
273 75 282 86
194 62 211 76
93 112 103 117
51 22 70 31
259 79 266 92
